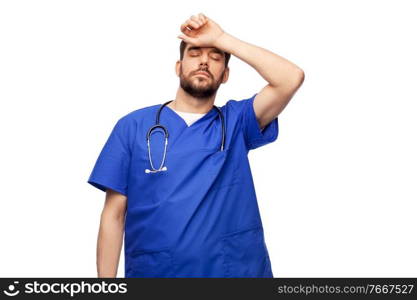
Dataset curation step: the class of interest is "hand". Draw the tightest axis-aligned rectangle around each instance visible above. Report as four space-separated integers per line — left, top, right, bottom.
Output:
177 13 225 48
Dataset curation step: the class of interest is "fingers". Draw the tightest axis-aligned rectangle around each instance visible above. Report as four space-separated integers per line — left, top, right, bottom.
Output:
198 13 208 23
195 13 209 25
180 22 192 33
180 20 198 33
180 13 208 33
188 18 201 29
191 15 203 27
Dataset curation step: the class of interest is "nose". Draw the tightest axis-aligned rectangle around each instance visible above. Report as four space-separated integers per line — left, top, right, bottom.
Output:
199 64 208 71
199 52 210 65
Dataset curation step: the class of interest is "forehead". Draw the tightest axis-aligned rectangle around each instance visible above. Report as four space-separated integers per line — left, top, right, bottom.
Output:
185 45 224 55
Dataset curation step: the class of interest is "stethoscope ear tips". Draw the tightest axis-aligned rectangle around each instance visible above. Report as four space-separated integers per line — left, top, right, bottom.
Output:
145 169 151 173
161 166 167 171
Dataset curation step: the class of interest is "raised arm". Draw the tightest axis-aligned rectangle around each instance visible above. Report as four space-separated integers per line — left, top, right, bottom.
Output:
178 13 305 130
214 32 304 130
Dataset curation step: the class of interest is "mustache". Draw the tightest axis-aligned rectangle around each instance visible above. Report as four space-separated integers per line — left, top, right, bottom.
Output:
193 69 211 77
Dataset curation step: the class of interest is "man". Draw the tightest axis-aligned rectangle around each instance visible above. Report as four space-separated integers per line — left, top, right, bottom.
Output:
88 13 304 278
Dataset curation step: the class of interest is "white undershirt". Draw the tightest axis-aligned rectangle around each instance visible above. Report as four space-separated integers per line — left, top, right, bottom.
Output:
173 107 268 132
172 109 207 127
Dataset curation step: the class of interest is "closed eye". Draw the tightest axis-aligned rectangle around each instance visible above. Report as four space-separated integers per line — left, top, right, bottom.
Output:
189 50 200 56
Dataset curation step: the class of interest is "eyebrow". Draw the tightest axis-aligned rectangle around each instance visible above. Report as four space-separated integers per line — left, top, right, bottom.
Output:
187 46 224 56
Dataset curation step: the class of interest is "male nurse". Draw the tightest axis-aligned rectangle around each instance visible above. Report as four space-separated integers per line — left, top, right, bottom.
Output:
88 13 304 278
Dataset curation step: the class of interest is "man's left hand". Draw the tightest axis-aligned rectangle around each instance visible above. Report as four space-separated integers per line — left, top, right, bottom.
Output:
177 13 225 48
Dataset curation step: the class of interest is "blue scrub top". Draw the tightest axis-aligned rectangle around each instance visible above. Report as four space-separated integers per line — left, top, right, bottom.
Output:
87 93 279 278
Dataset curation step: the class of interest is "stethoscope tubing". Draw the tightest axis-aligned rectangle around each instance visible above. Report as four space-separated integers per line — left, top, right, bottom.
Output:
145 100 225 173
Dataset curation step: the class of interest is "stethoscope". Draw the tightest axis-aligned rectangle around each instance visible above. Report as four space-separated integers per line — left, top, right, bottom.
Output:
145 100 226 173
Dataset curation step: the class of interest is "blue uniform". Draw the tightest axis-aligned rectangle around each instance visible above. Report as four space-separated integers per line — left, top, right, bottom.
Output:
87 93 279 277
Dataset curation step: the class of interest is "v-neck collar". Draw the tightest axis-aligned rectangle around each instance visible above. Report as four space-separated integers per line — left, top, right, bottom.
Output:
164 104 218 129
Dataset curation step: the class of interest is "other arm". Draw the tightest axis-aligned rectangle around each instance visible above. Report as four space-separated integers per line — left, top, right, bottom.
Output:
97 189 126 277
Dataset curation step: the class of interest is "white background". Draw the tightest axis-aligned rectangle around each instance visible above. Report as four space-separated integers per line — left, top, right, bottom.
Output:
1 0 416 277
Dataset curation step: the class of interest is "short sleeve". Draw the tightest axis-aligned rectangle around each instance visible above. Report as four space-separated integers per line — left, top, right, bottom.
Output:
240 93 279 150
87 117 132 196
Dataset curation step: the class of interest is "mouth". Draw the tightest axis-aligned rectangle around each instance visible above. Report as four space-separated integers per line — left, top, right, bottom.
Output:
194 71 210 78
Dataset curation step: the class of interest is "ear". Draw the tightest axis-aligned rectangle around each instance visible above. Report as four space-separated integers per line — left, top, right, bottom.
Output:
175 60 181 77
221 66 229 83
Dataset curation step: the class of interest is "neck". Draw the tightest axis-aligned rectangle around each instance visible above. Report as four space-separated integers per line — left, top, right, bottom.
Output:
168 88 216 114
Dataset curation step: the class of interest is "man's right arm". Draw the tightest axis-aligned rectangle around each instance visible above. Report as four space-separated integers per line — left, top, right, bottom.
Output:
96 189 127 278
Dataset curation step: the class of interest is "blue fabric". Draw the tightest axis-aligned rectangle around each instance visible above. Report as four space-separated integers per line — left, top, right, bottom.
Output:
87 93 279 277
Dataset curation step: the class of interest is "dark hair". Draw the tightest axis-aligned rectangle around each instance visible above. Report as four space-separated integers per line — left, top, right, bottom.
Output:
180 40 231 68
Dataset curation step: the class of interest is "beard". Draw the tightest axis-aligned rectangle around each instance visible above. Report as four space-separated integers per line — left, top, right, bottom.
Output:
179 65 225 99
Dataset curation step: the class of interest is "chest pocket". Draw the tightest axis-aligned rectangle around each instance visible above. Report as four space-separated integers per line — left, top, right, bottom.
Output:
207 148 240 190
